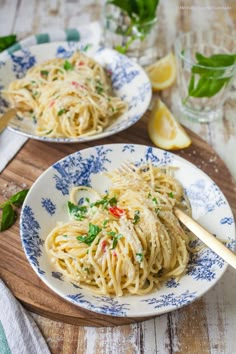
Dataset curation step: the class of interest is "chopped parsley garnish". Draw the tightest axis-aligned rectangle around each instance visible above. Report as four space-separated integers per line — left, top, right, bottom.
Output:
95 79 104 95
152 197 158 204
40 70 49 77
102 219 109 227
63 60 74 71
32 91 38 98
83 43 92 52
77 223 102 245
136 253 144 263
45 129 53 135
68 201 87 221
110 233 123 249
133 210 140 224
107 231 116 237
168 192 174 198
57 108 67 116
90 196 117 209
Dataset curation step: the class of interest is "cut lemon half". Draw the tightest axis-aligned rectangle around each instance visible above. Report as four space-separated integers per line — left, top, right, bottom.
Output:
146 53 177 91
148 99 191 150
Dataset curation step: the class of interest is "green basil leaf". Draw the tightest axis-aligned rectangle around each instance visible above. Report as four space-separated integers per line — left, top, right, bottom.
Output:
188 74 195 95
136 252 144 263
0 34 17 52
77 223 102 245
63 60 74 71
196 52 236 67
111 233 122 249
191 65 224 78
189 76 230 98
133 210 140 224
9 189 29 207
107 0 134 17
68 201 87 220
0 204 17 231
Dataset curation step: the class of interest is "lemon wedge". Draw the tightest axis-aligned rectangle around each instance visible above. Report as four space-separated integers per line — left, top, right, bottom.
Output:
148 99 192 150
146 53 177 91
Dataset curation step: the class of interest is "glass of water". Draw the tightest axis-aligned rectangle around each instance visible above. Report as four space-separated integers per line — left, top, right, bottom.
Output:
174 31 236 123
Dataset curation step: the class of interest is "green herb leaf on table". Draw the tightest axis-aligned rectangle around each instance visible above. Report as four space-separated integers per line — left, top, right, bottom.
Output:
0 34 17 53
186 52 236 100
0 204 17 231
0 189 29 232
8 189 29 207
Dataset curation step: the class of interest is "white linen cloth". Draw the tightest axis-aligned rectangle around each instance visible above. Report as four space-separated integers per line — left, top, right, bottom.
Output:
0 280 50 354
0 22 102 173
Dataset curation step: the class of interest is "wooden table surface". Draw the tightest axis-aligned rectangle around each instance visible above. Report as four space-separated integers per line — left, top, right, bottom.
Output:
1 0 236 353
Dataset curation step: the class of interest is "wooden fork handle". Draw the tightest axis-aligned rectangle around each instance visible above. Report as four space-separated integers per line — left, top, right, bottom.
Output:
0 108 16 133
174 207 236 269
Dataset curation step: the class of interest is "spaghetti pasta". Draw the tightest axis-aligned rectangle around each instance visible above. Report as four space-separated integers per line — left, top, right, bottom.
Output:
45 162 192 296
5 52 127 138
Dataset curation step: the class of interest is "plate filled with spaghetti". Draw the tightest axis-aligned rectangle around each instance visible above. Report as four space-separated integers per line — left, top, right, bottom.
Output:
20 144 235 317
0 42 151 142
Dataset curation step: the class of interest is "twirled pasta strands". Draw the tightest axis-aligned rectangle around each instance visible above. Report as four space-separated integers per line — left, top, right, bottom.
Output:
5 52 127 138
45 163 192 296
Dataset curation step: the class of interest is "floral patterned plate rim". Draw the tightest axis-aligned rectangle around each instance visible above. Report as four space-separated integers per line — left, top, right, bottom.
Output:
20 144 235 317
0 41 151 143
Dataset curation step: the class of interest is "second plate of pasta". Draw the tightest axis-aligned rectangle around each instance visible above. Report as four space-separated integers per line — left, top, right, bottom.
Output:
20 144 235 317
0 42 151 142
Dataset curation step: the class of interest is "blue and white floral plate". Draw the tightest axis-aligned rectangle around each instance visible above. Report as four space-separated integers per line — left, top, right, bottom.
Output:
20 144 235 317
0 42 151 143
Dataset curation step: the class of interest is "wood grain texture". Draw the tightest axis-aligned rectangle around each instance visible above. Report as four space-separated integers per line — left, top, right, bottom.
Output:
1 0 236 353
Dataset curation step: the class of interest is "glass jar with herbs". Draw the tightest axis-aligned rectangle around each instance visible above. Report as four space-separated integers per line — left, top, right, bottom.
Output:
101 0 159 66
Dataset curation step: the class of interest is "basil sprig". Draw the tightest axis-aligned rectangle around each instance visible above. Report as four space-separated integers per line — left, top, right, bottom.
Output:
186 52 236 101
0 189 29 231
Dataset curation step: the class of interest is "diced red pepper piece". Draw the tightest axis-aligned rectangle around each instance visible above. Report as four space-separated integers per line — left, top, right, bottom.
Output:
109 206 125 218
101 240 107 252
49 100 55 107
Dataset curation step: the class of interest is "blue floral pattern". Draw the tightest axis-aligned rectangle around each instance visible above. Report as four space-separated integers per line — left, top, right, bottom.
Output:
21 205 44 274
67 293 129 316
52 272 63 281
165 278 180 288
105 53 140 90
142 290 197 308
186 179 226 213
41 198 56 215
53 146 111 195
10 48 36 78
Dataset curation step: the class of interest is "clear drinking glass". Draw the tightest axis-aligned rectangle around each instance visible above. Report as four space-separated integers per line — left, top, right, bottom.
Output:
174 31 236 123
101 2 159 66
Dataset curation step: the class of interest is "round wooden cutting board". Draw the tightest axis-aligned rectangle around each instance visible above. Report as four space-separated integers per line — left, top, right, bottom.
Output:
0 113 235 327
